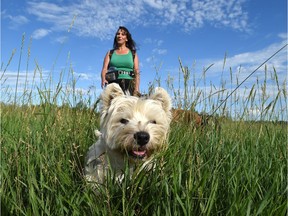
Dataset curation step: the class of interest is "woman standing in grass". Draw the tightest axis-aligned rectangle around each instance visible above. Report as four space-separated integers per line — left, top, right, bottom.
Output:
100 26 140 95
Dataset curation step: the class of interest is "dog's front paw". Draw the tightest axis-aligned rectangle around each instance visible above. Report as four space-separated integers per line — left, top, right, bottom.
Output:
84 155 106 184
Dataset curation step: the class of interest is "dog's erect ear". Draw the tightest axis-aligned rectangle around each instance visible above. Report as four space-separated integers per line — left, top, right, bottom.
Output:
101 83 124 108
149 87 172 114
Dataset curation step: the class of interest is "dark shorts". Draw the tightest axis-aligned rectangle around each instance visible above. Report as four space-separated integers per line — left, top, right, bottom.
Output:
109 79 134 95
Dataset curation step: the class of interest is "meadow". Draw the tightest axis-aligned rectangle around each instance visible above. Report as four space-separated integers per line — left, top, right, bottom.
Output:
1 41 287 215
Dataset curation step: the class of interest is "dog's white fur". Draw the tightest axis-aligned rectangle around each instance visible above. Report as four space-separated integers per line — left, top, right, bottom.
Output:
84 83 172 183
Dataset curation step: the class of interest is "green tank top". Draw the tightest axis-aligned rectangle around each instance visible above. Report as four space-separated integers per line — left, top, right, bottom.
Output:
109 50 134 79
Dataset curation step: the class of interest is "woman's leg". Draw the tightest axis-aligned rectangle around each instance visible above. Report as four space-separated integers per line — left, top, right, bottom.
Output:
126 79 135 95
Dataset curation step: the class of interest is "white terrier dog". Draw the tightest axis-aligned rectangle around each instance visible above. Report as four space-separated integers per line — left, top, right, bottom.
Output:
85 83 172 184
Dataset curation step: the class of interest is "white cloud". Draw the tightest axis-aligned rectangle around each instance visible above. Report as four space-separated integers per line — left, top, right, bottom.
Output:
278 33 287 40
1 70 49 89
26 0 250 40
73 72 91 80
144 38 164 46
152 48 167 55
2 11 29 29
54 36 68 44
201 37 287 86
0 69 101 105
145 56 154 63
169 37 287 119
31 28 51 39
143 0 165 9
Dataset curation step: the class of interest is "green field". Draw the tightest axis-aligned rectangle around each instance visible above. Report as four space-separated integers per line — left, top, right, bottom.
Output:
1 101 287 215
1 42 287 215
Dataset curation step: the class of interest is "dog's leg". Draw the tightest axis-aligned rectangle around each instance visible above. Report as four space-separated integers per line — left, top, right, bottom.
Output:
84 139 107 183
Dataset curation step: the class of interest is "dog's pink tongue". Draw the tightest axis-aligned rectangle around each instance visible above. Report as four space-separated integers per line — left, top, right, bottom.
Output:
132 150 146 156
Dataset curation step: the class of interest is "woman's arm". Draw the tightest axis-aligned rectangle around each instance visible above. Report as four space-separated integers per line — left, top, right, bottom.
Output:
133 53 140 94
101 51 110 88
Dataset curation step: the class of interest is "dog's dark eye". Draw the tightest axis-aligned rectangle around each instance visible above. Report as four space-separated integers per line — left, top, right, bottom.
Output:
149 120 157 124
120 118 129 124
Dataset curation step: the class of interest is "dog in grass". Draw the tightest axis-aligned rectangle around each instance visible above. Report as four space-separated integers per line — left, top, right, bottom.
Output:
85 83 172 184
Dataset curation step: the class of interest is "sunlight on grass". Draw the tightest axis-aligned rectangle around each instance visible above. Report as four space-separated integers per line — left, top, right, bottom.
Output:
1 37 287 215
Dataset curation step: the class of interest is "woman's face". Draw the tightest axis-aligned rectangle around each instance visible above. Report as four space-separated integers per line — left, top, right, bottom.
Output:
116 29 128 45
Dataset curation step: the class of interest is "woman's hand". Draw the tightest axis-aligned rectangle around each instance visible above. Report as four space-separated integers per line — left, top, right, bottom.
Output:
101 78 108 88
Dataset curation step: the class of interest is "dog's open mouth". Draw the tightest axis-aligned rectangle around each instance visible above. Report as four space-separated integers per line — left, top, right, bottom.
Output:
129 149 147 159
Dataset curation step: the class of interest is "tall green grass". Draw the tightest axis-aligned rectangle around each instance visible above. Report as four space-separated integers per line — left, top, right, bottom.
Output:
1 38 287 215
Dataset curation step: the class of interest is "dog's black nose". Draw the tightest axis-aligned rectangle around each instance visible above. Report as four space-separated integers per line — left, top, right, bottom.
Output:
134 131 150 146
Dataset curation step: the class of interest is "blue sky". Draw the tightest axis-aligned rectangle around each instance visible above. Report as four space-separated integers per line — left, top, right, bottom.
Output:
1 0 287 119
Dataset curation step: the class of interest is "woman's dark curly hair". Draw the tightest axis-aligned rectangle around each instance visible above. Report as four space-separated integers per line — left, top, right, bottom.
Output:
113 26 137 51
